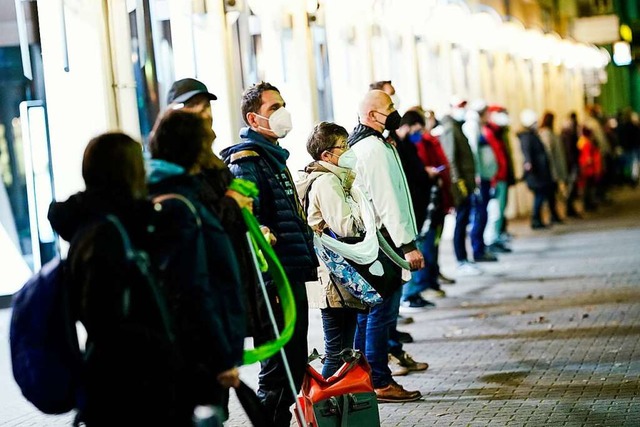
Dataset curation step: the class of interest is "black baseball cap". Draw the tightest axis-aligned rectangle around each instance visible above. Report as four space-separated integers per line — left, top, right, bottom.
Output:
166 78 217 105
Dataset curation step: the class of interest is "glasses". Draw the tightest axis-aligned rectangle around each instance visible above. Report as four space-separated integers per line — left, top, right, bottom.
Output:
328 144 348 151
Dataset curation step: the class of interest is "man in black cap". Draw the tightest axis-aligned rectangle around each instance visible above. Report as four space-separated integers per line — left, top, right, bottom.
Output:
166 78 218 127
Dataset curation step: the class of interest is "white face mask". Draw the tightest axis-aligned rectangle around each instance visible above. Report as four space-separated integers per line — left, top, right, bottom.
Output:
491 112 510 127
337 149 357 169
452 108 467 122
256 107 292 138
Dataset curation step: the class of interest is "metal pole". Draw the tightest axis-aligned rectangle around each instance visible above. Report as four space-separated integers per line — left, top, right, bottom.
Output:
14 0 32 80
245 233 306 425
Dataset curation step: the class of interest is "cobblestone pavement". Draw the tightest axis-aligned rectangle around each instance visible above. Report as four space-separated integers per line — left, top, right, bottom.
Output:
1 187 639 426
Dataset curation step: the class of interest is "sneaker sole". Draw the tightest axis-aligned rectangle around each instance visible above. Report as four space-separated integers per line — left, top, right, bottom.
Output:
400 305 435 313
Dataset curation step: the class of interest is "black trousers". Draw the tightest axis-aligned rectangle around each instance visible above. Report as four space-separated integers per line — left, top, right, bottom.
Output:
253 279 309 427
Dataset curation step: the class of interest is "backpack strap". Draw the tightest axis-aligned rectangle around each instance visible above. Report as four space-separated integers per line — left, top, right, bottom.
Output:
152 193 202 228
104 215 134 261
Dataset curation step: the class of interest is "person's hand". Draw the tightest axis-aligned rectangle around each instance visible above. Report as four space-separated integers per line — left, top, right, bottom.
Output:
226 189 253 212
425 166 440 178
216 367 240 389
523 162 532 172
261 226 277 246
456 180 468 198
404 249 424 271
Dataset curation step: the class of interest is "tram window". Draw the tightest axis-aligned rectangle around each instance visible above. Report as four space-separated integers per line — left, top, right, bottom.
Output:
311 25 334 122
127 0 161 143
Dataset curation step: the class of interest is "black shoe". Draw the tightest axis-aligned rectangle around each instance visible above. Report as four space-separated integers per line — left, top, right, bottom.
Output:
438 272 456 285
400 295 436 312
531 221 547 229
551 217 564 224
488 242 512 253
474 252 498 262
397 331 414 344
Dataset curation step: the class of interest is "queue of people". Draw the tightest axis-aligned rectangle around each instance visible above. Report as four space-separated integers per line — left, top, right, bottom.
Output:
43 75 639 426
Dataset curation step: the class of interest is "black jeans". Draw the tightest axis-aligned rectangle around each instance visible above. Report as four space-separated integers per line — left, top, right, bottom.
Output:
453 195 473 262
253 280 309 427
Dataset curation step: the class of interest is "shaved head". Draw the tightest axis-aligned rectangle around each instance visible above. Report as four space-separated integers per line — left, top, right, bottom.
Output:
359 90 392 117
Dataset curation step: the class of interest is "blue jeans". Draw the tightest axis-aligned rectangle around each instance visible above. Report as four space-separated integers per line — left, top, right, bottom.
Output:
354 287 402 388
320 308 358 378
403 218 443 300
470 180 492 258
453 195 472 262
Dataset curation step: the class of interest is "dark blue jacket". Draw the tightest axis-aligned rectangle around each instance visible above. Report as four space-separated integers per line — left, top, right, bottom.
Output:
221 128 318 283
147 159 245 407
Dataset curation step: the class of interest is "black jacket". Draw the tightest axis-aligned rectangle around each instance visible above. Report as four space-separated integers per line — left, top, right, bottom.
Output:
221 128 318 283
48 189 188 426
518 129 553 190
197 160 260 336
391 132 435 229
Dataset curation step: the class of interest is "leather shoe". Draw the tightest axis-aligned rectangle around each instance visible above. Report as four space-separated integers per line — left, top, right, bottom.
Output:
375 380 422 403
390 352 429 372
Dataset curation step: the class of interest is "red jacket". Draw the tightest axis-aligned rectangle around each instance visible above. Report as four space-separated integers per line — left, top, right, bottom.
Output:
483 123 509 184
577 136 602 183
416 132 454 212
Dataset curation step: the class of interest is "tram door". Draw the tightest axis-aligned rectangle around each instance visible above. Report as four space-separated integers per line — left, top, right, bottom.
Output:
0 0 54 297
309 3 334 122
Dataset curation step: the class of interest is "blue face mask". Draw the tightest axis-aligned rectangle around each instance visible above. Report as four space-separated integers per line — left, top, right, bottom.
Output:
408 132 422 144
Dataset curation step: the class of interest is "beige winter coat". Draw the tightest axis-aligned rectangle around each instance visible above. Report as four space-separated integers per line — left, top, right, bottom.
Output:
298 161 367 310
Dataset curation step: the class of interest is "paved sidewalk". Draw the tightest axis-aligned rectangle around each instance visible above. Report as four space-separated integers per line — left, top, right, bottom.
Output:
1 187 639 426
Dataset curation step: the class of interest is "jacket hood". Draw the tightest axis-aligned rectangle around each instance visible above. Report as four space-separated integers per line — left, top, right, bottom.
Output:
347 123 383 147
220 127 290 171
48 189 151 243
146 159 186 185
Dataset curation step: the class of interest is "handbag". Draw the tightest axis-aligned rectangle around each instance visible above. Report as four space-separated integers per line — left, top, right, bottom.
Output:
295 349 380 427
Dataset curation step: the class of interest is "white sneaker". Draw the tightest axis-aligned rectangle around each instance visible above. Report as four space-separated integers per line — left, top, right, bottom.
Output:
422 288 446 299
456 261 483 277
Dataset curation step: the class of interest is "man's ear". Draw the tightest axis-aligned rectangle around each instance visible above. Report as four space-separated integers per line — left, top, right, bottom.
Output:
246 112 258 128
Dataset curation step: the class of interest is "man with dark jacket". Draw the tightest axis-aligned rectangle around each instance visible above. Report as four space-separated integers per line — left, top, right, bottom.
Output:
440 97 481 276
221 82 317 427
518 109 554 229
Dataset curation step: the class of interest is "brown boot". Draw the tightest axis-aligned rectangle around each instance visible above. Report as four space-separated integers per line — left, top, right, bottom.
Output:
375 380 422 403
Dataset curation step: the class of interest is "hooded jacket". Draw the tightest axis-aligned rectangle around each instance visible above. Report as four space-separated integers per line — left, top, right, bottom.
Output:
146 159 246 406
48 189 188 425
347 123 417 253
221 127 318 283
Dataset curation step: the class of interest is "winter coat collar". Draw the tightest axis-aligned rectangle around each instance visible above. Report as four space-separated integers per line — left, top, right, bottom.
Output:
220 127 290 171
347 123 384 147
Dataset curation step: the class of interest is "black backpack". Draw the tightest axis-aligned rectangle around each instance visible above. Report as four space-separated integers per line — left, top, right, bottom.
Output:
10 215 179 416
